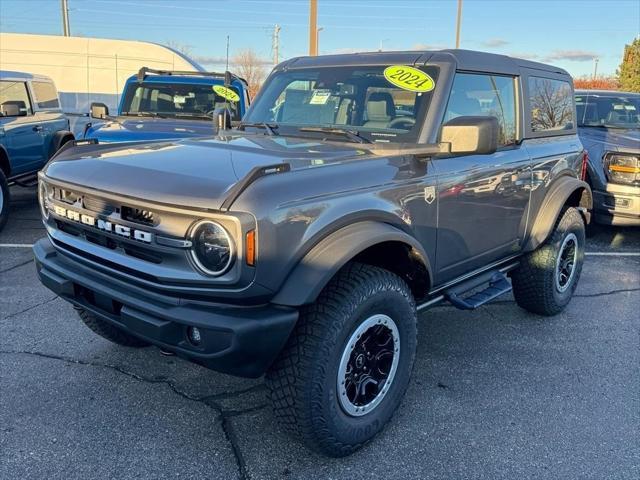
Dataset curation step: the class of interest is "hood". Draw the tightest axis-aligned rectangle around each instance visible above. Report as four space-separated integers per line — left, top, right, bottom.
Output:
85 117 218 143
44 134 370 210
578 127 640 153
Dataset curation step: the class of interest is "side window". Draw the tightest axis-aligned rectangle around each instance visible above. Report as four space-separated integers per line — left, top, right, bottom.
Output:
444 73 517 147
528 77 574 133
31 81 60 109
0 80 33 116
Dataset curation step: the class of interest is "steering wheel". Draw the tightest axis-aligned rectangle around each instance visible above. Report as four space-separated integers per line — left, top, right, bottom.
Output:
387 117 416 129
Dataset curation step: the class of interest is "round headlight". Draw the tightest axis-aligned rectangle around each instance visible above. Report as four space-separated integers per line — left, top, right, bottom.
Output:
38 181 50 220
189 220 235 276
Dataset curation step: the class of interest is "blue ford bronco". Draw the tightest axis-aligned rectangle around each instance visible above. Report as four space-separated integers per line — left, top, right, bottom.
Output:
35 50 591 456
0 70 74 231
83 68 250 143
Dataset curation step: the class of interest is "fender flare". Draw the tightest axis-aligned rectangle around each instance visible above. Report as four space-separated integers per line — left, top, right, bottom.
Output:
48 130 75 159
523 176 592 252
271 221 432 307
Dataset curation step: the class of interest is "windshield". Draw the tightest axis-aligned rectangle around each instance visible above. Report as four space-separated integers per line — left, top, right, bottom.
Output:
576 93 640 129
243 65 439 142
121 82 242 121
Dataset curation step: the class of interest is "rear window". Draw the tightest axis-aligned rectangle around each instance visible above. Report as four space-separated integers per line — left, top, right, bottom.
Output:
528 77 574 133
32 81 60 109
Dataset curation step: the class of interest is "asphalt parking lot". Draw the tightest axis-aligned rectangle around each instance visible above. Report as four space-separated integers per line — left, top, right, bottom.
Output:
1 186 639 480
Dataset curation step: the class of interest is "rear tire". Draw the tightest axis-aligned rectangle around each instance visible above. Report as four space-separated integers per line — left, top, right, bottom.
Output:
266 262 417 457
76 307 150 347
511 207 585 316
0 169 10 232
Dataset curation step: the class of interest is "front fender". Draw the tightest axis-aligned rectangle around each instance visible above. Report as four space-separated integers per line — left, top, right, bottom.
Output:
271 221 432 307
524 176 592 252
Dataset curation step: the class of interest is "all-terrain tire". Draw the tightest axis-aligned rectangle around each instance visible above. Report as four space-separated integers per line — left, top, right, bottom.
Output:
266 262 417 457
76 306 150 347
511 207 585 316
0 168 10 232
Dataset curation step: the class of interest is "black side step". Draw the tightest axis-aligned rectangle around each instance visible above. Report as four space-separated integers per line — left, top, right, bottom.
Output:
445 271 512 310
10 173 39 188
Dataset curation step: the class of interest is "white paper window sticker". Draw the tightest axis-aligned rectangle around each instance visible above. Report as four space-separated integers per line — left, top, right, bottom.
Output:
310 90 331 105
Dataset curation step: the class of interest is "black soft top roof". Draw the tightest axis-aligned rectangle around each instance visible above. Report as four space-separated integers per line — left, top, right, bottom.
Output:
278 49 570 77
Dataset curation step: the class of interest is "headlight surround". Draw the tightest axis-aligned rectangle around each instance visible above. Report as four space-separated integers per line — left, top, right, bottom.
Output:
604 152 640 186
189 220 235 276
38 180 51 220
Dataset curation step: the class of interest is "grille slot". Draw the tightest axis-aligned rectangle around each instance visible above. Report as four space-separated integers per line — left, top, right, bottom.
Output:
83 195 115 215
121 206 157 226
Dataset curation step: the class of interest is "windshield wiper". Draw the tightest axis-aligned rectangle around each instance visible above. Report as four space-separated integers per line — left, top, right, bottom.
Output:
237 122 279 136
297 127 370 144
131 111 168 119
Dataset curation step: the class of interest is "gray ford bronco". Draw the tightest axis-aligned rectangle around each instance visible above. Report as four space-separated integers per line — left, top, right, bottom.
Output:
34 50 592 457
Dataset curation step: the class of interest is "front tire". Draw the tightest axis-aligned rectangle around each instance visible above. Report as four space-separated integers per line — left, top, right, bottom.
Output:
0 169 10 232
511 207 585 316
266 262 417 457
76 307 150 347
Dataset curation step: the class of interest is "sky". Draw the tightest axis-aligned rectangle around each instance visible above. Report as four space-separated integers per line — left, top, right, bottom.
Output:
1 0 639 78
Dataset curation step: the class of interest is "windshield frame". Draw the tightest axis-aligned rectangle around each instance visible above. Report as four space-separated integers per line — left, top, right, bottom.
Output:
119 80 244 122
242 64 440 144
576 92 640 129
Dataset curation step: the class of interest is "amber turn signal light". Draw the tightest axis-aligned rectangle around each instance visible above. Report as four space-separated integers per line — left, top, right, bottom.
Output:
246 230 256 266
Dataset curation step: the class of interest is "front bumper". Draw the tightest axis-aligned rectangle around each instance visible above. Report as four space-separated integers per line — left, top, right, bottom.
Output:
592 183 640 226
34 237 298 378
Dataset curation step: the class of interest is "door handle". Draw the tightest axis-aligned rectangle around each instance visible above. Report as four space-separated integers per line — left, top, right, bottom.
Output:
33 125 43 132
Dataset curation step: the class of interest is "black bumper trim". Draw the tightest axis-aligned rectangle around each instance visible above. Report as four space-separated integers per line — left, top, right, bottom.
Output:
34 238 298 378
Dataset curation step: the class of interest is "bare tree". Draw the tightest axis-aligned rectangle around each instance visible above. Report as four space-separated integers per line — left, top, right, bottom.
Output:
232 49 268 98
530 78 573 131
166 41 194 58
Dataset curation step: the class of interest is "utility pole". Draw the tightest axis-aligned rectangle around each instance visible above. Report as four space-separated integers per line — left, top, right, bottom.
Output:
455 0 462 48
593 57 599 79
272 24 281 65
309 0 318 56
61 0 71 36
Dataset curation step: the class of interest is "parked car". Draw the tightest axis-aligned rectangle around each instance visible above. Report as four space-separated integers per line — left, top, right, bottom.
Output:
576 90 639 226
34 50 591 456
83 67 250 143
0 71 74 231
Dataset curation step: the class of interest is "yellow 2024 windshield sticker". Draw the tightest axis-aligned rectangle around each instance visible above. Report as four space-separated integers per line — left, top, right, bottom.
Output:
383 65 435 92
213 85 240 102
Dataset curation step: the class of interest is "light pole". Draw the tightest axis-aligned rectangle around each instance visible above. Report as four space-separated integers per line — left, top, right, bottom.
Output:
316 27 324 55
61 0 71 36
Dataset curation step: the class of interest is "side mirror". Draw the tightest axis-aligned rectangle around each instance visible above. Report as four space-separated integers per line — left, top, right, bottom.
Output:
440 116 499 155
90 102 109 119
213 107 231 133
0 100 27 117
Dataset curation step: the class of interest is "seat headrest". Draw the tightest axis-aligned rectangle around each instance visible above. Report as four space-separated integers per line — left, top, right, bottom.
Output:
366 92 395 120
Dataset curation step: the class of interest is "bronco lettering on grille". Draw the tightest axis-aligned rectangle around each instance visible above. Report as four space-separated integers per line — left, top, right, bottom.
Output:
52 205 152 243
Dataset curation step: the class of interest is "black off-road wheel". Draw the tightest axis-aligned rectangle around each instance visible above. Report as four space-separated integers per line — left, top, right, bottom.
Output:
511 207 585 316
76 307 150 347
266 262 417 457
0 169 10 232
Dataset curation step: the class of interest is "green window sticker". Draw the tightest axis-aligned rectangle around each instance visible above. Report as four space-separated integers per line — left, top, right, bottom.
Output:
213 85 240 102
383 65 435 92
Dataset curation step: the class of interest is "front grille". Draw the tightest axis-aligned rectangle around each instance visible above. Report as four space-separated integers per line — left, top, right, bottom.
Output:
52 237 160 283
55 219 162 264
